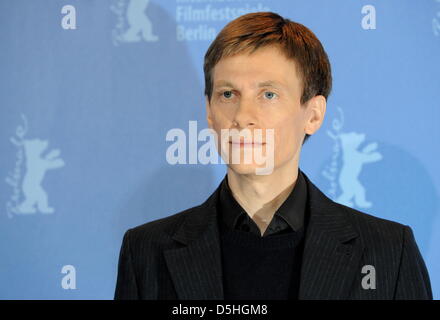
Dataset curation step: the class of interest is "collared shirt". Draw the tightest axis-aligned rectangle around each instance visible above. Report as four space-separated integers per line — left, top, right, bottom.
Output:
217 169 308 237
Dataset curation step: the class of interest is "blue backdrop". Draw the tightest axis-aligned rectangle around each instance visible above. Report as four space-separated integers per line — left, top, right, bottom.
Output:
1 0 439 299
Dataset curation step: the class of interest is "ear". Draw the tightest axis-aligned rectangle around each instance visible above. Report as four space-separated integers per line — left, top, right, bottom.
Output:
304 95 326 136
205 96 214 130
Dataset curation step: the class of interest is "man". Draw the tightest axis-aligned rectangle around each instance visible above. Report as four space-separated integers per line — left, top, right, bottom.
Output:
114 12 432 300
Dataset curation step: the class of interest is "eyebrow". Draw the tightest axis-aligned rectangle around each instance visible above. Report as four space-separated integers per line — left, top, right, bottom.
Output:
214 80 284 89
214 80 235 88
257 80 283 89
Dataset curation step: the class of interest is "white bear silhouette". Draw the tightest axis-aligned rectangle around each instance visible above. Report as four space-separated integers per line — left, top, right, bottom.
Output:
336 132 382 209
120 0 158 42
17 138 65 214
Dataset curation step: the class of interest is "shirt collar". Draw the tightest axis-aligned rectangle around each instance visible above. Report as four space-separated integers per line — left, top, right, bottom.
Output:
218 168 308 232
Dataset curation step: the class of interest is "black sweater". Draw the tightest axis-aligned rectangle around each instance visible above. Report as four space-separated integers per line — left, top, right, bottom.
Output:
219 226 305 300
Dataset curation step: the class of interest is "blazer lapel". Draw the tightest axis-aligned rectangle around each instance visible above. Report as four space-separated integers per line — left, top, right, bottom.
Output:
163 186 224 299
299 172 365 299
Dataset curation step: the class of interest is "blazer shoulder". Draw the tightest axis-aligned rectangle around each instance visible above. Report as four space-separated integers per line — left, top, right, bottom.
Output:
124 204 203 247
129 205 201 236
303 170 407 244
335 201 408 244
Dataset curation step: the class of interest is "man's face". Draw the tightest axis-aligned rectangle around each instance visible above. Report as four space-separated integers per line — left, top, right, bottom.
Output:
206 45 317 176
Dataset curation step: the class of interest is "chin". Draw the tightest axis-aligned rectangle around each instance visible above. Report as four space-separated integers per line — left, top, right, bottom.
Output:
227 163 274 176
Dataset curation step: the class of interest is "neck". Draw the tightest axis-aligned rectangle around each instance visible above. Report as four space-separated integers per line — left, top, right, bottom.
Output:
226 158 300 234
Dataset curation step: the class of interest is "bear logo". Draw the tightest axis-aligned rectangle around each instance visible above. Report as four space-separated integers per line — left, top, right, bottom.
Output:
16 138 65 214
336 132 382 208
119 0 158 42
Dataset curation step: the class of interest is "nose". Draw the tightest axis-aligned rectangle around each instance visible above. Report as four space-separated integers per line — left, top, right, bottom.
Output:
232 96 257 129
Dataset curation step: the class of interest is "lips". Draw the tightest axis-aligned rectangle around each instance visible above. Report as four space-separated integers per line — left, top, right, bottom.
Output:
229 141 265 146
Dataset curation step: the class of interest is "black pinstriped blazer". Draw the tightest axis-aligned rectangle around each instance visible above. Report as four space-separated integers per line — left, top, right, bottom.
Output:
114 171 433 300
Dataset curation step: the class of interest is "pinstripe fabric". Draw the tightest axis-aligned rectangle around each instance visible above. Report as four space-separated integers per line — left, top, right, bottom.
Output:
114 170 433 300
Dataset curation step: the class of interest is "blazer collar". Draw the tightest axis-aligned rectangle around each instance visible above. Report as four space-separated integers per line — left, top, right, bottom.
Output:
164 184 223 299
298 172 364 299
164 170 364 299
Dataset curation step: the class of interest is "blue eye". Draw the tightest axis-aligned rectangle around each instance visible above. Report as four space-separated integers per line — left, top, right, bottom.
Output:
264 91 277 99
223 91 233 99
